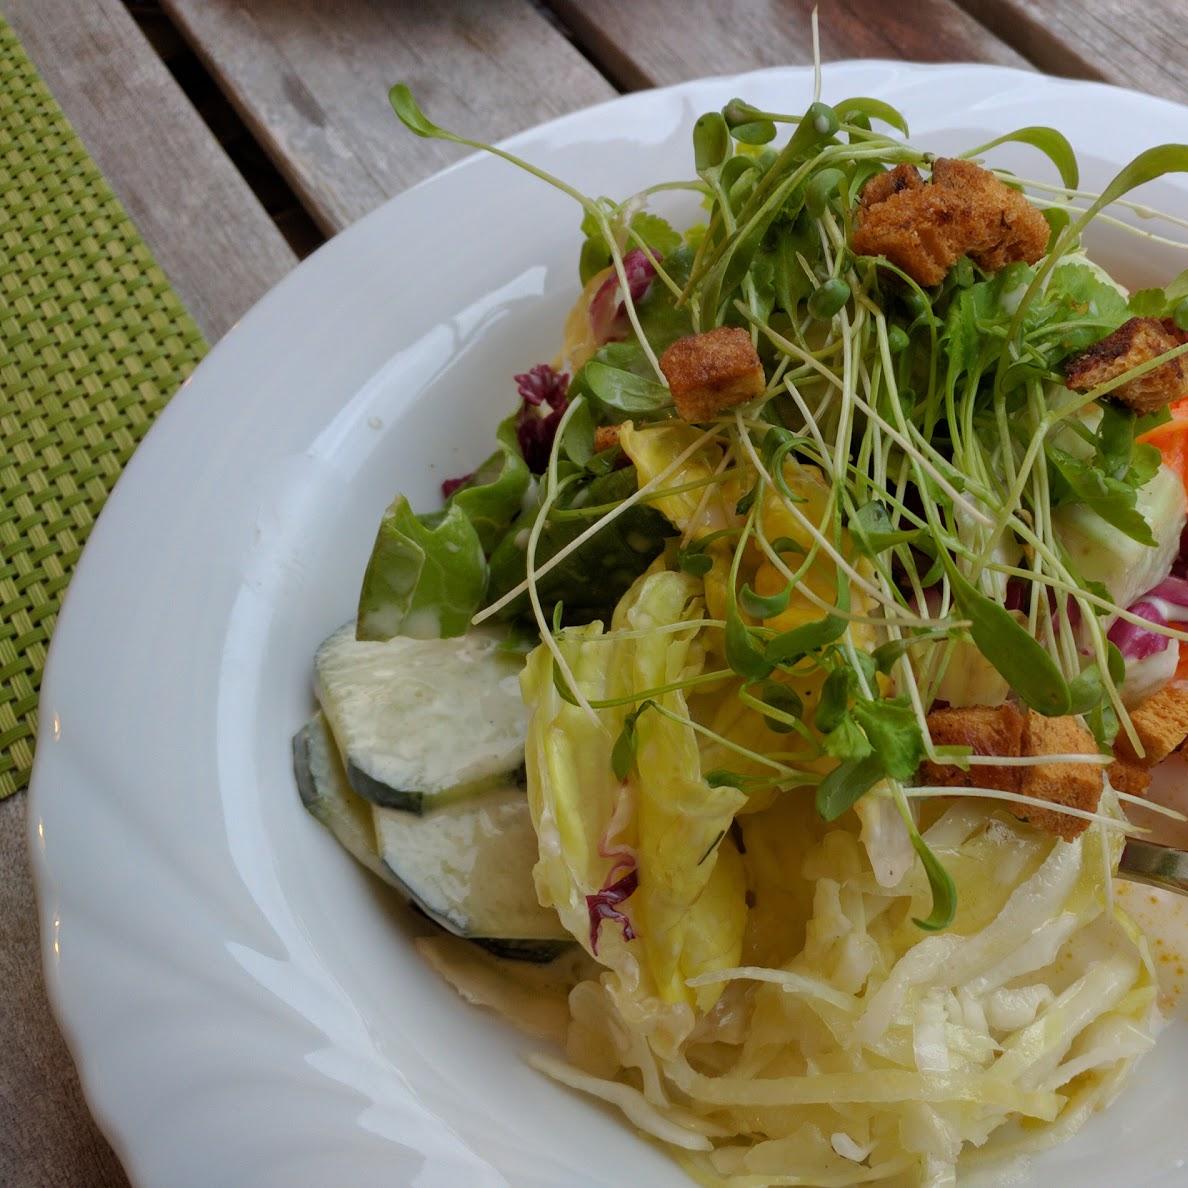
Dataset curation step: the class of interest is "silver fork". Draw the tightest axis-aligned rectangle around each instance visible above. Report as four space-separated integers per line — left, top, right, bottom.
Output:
1120 840 1188 895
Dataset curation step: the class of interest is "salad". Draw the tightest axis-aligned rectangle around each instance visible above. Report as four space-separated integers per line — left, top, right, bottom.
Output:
294 64 1188 1187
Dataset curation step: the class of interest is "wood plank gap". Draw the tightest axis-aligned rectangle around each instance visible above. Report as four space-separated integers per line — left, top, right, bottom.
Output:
161 0 618 236
952 0 1188 106
543 0 1030 93
951 0 1105 83
123 1 324 259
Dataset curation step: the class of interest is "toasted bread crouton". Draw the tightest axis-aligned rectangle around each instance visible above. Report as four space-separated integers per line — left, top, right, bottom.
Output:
1107 758 1151 798
851 157 1049 287
1064 316 1188 414
919 705 1102 840
1115 681 1188 765
593 424 621 452
1016 712 1103 841
859 163 923 209
660 327 766 423
918 704 1026 790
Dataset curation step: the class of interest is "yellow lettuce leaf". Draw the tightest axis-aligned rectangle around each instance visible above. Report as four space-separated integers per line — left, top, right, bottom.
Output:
619 422 742 539
520 570 747 1016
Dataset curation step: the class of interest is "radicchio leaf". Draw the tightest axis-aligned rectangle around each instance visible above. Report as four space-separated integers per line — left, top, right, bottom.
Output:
513 363 570 473
441 473 473 499
585 866 638 954
589 249 659 344
1108 576 1188 660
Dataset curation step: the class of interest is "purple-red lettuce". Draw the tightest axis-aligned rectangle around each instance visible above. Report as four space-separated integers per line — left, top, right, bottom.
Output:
588 249 659 345
585 866 638 954
440 472 473 499
514 363 570 473
1108 575 1188 660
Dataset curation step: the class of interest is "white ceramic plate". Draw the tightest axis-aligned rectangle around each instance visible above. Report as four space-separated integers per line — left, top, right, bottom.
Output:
30 62 1188 1187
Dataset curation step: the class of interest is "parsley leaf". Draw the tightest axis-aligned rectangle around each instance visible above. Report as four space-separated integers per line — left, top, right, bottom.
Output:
851 698 925 781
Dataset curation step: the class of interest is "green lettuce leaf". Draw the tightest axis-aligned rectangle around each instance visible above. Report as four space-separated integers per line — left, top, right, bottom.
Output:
447 414 531 553
356 496 486 640
486 465 675 624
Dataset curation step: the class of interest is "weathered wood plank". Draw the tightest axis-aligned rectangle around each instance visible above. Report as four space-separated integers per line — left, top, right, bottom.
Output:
2 0 297 341
544 0 1029 92
0 798 130 1188
955 0 1188 106
162 0 619 235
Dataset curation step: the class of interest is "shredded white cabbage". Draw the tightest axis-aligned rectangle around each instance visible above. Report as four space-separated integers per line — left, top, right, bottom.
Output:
510 467 1159 1185
517 631 1158 1184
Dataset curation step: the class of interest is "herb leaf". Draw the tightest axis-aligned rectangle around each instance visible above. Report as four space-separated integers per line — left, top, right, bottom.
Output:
726 607 775 680
611 700 655 780
677 548 714 577
961 126 1079 190
823 714 873 760
766 614 847 664
948 569 1071 716
852 698 926 780
583 361 672 415
389 83 447 139
832 97 909 136
872 636 920 674
740 581 792 619
816 755 884 821
694 112 731 174
750 679 803 733
814 668 854 733
909 827 957 931
849 501 923 555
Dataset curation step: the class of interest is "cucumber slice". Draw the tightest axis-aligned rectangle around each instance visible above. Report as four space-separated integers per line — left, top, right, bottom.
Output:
292 712 401 888
314 623 528 813
372 788 569 960
294 713 568 961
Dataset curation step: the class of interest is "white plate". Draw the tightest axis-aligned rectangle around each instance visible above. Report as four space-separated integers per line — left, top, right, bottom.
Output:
30 62 1188 1187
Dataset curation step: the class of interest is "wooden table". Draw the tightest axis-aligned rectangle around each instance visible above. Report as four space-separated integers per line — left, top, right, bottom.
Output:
0 2 1182 1184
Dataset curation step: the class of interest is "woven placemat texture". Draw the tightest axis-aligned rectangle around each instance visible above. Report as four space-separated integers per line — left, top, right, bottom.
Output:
0 17 207 797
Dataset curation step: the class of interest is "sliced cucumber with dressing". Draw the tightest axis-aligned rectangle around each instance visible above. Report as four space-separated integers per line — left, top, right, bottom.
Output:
372 788 568 961
314 623 528 813
294 712 568 960
293 712 400 887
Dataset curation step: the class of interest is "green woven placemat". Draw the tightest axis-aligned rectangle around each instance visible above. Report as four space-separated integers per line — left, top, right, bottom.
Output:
0 17 208 798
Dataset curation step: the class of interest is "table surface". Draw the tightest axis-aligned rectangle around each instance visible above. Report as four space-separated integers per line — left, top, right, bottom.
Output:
1 1 1184 1183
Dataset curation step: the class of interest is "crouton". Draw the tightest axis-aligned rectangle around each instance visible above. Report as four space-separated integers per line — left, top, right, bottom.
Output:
918 704 1102 840
659 326 766 423
1016 712 1103 842
593 424 621 453
918 704 1026 790
1064 316 1188 414
1107 758 1151 798
859 163 923 209
1115 681 1188 765
850 157 1049 287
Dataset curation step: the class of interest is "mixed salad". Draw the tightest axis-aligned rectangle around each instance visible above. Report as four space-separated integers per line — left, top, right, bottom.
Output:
294 65 1188 1187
